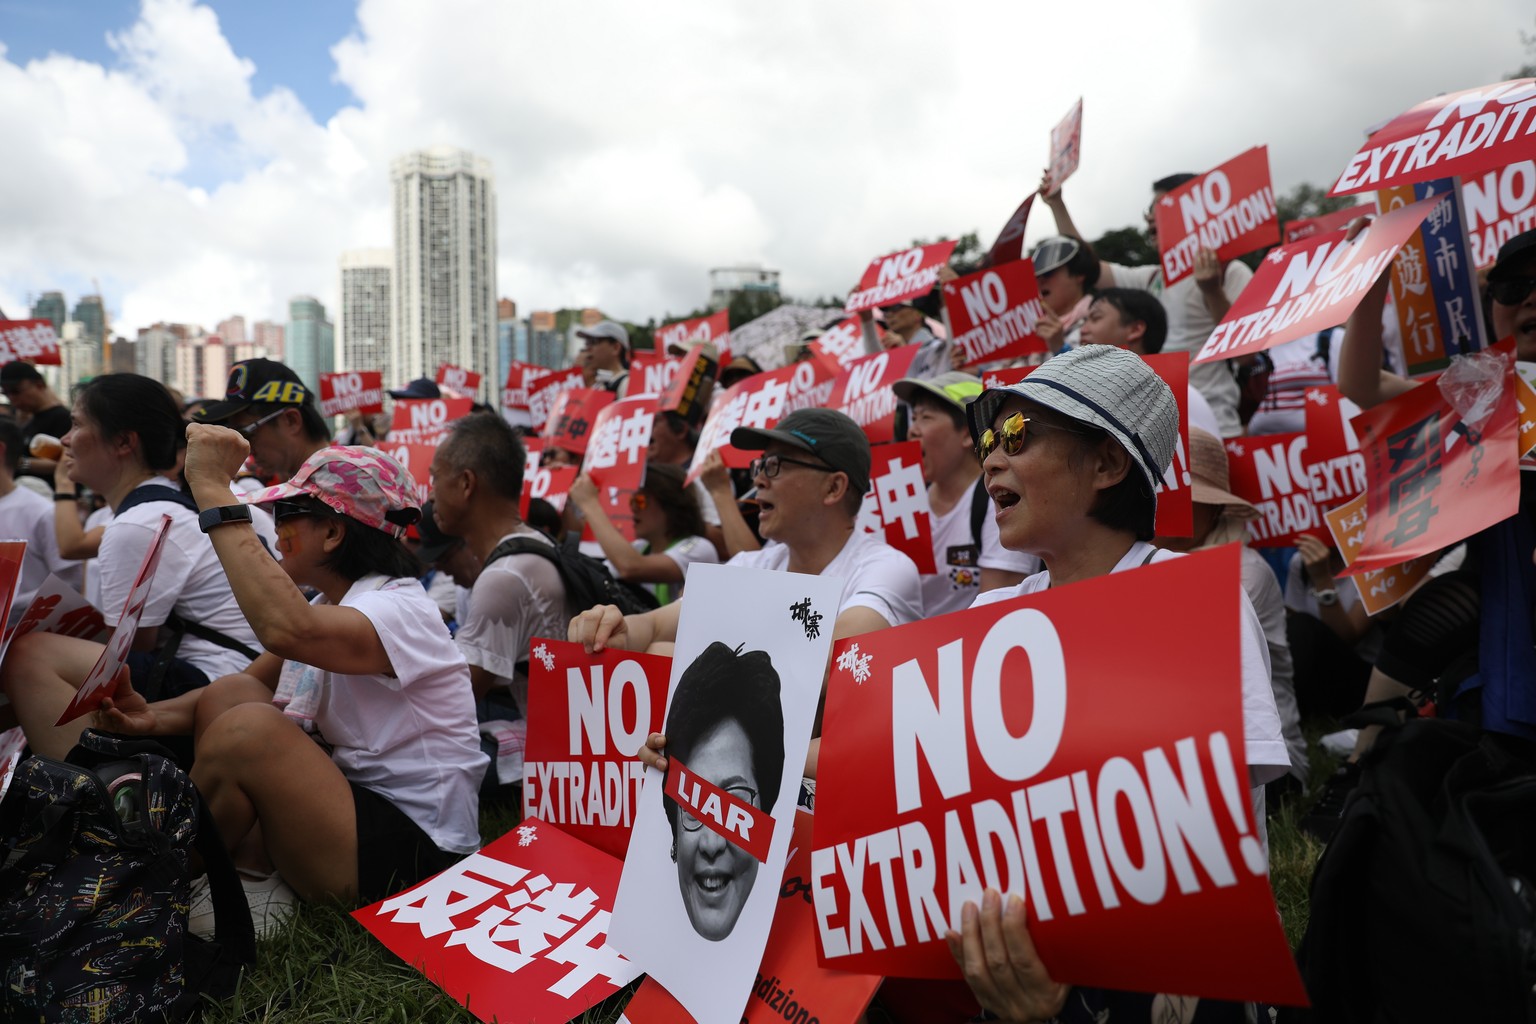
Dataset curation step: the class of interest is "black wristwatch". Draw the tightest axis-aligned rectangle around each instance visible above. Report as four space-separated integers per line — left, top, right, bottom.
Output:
198 504 254 533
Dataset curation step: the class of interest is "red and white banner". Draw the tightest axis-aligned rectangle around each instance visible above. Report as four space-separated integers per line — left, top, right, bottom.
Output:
808 316 866 375
502 361 551 415
2 574 110 658
1193 195 1438 364
941 261 1049 368
858 442 937 574
1323 494 1436 616
845 242 958 314
1332 78 1536 196
1517 362 1536 470
387 396 474 446
1154 146 1278 287
528 367 586 433
354 819 639 1024
1145 353 1193 539
1045 99 1082 196
628 352 685 400
381 442 436 507
1462 159 1536 270
659 344 720 424
1302 385 1367 510
0 320 61 365
1223 433 1326 547
523 640 671 860
811 546 1306 1004
521 464 577 517
0 542 26 649
1283 204 1374 245
544 388 616 456
692 359 838 476
581 396 657 542
319 371 384 417
830 346 923 445
986 194 1036 268
1345 341 1521 573
57 515 174 725
435 363 482 397
655 311 731 363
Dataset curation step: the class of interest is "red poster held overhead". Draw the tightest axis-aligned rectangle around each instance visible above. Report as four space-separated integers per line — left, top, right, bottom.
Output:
1332 79 1536 196
811 546 1306 1005
527 367 586 433
0 320 61 365
941 261 1049 368
830 346 923 445
858 442 937 574
1045 99 1082 196
845 242 958 314
655 311 731 363
1193 195 1438 365
1462 160 1536 269
1223 433 1326 547
1283 204 1374 245
581 396 657 542
435 363 482 397
692 359 838 477
628 351 684 399
544 388 616 456
986 194 1036 268
1154 147 1278 288
1145 353 1193 539
319 371 385 417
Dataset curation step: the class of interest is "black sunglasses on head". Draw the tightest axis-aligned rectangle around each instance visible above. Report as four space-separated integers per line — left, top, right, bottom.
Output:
272 499 337 523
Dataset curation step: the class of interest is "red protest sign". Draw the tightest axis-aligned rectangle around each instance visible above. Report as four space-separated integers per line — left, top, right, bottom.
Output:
387 396 474 445
845 242 958 314
528 367 586 433
1193 195 1438 365
1154 147 1278 288
1323 494 1436 616
521 464 577 517
812 546 1305 1004
693 359 838 476
858 442 937 574
986 194 1036 268
1346 342 1521 573
807 316 866 375
941 262 1049 368
1462 160 1536 269
1145 353 1193 539
659 344 720 424
618 812 882 1024
544 388 616 456
319 371 384 417
656 311 731 363
502 361 551 418
1332 79 1536 196
1045 99 1082 196
3 574 108 657
1283 204 1374 244
1302 385 1367 510
1517 362 1536 466
629 352 684 399
354 819 639 1024
1223 433 1325 547
56 516 174 725
980 365 1035 389
830 346 923 445
665 757 776 863
0 320 61 365
523 640 670 859
581 396 657 542
0 542 26 643
435 363 482 397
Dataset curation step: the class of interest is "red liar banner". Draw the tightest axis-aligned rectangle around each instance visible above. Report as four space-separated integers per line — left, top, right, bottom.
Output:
692 359 838 475
1145 353 1193 539
808 316 866 375
436 363 482 397
528 367 586 432
830 346 922 445
0 320 61 365
858 442 937 574
581 396 657 542
319 371 384 417
544 388 616 456
1283 204 1374 244
523 640 671 859
387 396 474 446
1347 342 1521 573
812 547 1305 1004
1154 146 1278 287
655 311 730 363
354 819 639 1024
1302 386 1367 511
521 464 577 517
1224 433 1325 547
986 194 1035 267
941 261 1048 368
845 242 958 314
1045 98 1082 195
1332 78 1536 196
1193 195 1438 365
1462 159 1536 269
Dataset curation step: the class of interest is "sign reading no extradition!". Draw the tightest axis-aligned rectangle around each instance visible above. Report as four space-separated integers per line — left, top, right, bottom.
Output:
941 261 1049 368
845 242 958 314
811 546 1306 1005
319 371 384 417
1154 146 1279 287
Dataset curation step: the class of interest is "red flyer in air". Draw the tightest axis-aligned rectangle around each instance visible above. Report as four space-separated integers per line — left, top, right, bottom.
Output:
527 367 586 433
1332 78 1536 196
581 396 657 542
319 371 385 417
941 261 1049 368
1045 99 1083 196
353 819 639 1024
986 194 1036 267
858 442 937 574
56 516 174 725
830 346 923 445
1154 147 1278 288
1223 433 1325 547
845 242 959 314
811 546 1306 1005
1193 195 1438 365
544 388 616 456
435 363 482 397
655 311 731 364
0 320 61 365
628 352 684 399
522 640 671 859
692 359 838 477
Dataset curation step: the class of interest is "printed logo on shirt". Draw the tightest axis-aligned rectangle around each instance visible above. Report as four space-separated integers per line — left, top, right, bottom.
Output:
946 544 980 568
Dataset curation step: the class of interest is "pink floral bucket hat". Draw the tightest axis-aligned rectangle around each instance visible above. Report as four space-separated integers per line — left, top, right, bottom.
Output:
247 445 422 538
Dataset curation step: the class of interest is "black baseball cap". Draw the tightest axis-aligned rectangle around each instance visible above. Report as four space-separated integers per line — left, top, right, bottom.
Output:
195 359 312 423
1488 229 1536 283
389 377 441 400
731 407 871 496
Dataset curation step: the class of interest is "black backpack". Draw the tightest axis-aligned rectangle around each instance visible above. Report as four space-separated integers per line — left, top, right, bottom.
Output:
485 532 660 617
1294 712 1536 1022
0 730 255 1022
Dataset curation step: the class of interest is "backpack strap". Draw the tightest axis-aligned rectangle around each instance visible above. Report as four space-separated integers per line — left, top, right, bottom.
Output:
114 483 200 517
141 612 261 703
484 534 557 570
968 475 990 552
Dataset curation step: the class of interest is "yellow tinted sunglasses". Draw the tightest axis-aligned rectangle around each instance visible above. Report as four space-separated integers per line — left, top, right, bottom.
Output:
975 412 1030 462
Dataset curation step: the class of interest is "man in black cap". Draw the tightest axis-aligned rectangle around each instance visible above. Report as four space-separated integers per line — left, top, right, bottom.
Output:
194 358 331 479
389 377 442 401
0 361 71 481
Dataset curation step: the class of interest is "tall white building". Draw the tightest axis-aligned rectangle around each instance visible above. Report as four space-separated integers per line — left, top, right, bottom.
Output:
391 147 498 396
338 248 393 379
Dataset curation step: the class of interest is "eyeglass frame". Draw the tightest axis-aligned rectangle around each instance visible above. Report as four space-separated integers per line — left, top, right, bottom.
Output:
232 408 289 439
271 499 338 524
975 411 1088 462
679 784 760 831
749 453 838 480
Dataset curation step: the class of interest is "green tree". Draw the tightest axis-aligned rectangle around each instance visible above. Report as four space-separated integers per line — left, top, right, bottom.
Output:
1509 15 1536 77
1273 181 1361 229
727 288 785 329
1089 226 1157 268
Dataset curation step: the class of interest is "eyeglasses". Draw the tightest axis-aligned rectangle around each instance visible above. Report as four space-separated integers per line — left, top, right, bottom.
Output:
750 454 837 480
1489 275 1536 307
629 492 649 513
232 408 287 439
680 785 759 831
272 499 336 523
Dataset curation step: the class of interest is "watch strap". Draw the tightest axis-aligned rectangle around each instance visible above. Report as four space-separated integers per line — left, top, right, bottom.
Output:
198 504 254 533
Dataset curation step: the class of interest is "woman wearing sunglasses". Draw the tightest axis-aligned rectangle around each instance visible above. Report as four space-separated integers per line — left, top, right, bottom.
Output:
945 345 1289 1023
91 434 486 927
568 462 718 604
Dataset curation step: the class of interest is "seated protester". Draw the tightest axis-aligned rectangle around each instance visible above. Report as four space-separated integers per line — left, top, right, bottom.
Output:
1284 533 1375 719
0 418 82 619
1027 235 1099 356
415 498 480 631
949 345 1289 1024
881 292 949 381
1245 331 1336 435
1 374 274 758
649 409 728 558
569 463 717 604
890 371 1037 615
89 440 485 923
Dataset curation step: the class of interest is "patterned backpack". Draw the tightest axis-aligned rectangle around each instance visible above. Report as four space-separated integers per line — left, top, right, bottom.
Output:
0 730 255 1022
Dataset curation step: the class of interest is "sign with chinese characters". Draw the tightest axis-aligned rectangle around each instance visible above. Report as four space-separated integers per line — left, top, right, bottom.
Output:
659 344 720 424
691 360 838 478
808 316 867 375
829 346 923 445
1154 146 1279 287
521 464 577 518
354 819 639 1024
1223 433 1326 547
1376 181 1486 375
845 242 959 314
857 442 937 574
544 388 616 456
1323 494 1436 616
527 367 585 433
0 320 61 365
580 396 657 542
608 564 843 1024
811 546 1306 1004
1045 99 1083 196
319 371 385 417
941 261 1049 368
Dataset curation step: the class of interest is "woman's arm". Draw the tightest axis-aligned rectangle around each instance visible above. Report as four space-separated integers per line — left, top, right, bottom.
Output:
699 450 760 557
52 453 104 559
568 474 685 584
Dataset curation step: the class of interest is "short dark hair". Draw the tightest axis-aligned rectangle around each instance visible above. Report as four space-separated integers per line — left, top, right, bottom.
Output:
1038 404 1157 540
643 462 706 541
438 411 526 500
658 410 700 451
1092 288 1169 354
1063 242 1102 292
78 373 182 471
663 642 785 848
0 418 21 474
0 361 44 386
1152 173 1197 194
290 497 424 581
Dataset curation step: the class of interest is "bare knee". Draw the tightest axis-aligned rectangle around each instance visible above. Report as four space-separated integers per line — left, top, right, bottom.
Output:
195 702 294 770
194 674 275 737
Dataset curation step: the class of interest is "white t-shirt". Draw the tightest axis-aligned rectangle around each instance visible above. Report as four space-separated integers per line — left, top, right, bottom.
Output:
728 529 923 628
1238 545 1306 781
1187 385 1221 441
969 541 1290 786
99 481 272 680
618 534 719 603
0 485 82 621
82 504 114 609
276 575 486 854
922 482 1039 617
456 527 568 715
